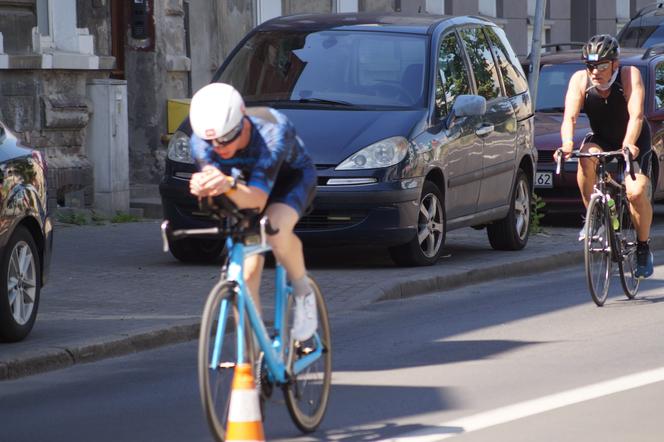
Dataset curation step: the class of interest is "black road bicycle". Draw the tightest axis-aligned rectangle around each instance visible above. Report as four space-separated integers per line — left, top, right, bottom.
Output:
556 146 640 306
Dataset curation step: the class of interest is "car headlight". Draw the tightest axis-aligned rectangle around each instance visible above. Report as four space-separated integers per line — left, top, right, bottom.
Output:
167 130 193 164
335 136 409 170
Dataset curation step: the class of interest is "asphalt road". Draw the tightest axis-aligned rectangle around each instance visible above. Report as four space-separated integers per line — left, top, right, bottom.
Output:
2 262 664 441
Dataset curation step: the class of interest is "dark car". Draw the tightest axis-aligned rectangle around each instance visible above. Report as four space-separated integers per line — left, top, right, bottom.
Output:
160 13 536 266
528 47 664 212
0 121 53 342
618 3 664 48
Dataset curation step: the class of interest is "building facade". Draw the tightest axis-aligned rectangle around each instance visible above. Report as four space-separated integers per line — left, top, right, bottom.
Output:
0 0 654 212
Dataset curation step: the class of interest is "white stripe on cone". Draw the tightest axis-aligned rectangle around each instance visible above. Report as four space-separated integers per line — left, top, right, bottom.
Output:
228 389 262 422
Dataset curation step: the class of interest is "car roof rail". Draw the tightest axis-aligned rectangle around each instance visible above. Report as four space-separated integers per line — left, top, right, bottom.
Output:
540 42 585 52
642 42 664 58
631 2 664 20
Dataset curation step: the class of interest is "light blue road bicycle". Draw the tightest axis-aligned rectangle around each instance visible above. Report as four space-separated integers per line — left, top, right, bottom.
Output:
161 196 332 441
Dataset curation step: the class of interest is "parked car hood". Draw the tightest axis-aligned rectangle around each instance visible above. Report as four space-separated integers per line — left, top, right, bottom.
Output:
534 112 591 152
278 108 427 166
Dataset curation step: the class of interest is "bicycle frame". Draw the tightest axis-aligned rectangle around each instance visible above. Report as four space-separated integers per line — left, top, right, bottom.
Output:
209 219 324 385
593 152 636 251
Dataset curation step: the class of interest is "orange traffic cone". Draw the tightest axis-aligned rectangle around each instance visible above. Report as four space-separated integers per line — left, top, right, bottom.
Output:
225 363 265 442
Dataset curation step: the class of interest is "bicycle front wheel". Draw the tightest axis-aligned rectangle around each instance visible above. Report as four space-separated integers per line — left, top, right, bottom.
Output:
198 281 255 442
585 195 612 306
618 199 640 299
284 276 332 433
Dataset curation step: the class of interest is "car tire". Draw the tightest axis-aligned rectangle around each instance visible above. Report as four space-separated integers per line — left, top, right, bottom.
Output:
389 181 446 266
168 237 226 264
487 169 531 250
0 225 41 342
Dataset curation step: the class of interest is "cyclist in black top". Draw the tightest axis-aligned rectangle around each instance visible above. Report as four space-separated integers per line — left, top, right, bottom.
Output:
559 34 654 278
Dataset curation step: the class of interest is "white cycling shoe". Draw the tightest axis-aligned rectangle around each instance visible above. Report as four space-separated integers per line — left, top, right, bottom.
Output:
292 292 318 341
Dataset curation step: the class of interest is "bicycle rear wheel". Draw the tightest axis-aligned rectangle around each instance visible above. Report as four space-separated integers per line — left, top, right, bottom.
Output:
585 195 612 306
198 281 255 442
283 276 332 433
617 199 640 299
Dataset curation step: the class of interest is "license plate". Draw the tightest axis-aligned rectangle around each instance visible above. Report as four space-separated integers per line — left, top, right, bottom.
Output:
535 171 553 188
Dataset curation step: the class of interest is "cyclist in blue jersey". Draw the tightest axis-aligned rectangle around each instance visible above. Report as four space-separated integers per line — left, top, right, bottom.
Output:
188 83 318 340
559 34 654 278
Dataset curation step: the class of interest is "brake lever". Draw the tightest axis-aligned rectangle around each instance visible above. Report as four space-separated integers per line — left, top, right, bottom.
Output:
555 149 563 175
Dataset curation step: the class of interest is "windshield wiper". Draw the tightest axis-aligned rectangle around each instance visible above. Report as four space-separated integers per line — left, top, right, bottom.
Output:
297 97 354 106
537 106 565 113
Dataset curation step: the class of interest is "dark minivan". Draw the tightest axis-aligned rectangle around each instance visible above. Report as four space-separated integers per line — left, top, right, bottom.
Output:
160 13 536 266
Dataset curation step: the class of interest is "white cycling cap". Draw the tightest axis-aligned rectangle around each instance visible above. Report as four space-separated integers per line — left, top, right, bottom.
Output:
190 83 245 140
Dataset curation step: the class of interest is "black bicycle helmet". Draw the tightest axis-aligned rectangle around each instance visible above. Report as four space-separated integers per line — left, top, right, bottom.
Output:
582 34 620 62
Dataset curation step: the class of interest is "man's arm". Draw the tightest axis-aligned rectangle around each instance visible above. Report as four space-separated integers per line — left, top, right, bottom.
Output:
190 165 269 211
560 70 586 156
621 65 645 157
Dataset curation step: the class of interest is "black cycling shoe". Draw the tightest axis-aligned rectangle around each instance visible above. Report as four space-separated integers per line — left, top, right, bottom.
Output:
635 242 654 279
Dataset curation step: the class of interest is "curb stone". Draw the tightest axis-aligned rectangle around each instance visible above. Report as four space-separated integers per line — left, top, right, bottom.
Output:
1 322 199 380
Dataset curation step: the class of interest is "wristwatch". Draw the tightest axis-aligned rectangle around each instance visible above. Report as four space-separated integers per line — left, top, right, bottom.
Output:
225 176 237 194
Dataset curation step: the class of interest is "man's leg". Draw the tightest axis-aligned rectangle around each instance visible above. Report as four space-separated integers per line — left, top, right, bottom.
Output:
625 173 653 242
626 173 654 278
244 254 265 314
576 143 602 240
263 203 317 340
263 203 306 281
577 143 602 208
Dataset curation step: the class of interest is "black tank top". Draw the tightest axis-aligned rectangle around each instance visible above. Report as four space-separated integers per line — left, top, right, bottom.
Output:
583 68 650 149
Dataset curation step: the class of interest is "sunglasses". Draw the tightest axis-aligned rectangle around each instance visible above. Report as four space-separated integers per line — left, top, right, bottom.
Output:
585 61 612 72
213 118 244 146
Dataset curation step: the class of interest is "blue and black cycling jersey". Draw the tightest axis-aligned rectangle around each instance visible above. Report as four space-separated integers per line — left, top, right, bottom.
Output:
190 107 317 215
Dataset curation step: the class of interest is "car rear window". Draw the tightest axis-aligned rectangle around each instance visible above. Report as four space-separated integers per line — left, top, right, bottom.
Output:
218 30 427 108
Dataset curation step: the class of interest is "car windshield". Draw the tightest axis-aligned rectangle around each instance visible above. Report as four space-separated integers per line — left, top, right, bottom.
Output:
536 64 579 112
217 30 427 108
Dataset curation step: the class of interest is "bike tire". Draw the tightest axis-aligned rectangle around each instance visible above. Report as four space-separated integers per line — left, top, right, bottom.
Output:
585 195 612 306
617 198 640 299
198 281 255 442
283 276 332 433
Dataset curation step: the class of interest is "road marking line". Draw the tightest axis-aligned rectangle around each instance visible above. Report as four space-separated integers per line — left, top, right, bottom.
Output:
390 366 664 441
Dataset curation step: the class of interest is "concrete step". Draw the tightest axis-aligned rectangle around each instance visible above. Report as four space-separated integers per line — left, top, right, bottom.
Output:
130 184 162 219
130 197 162 219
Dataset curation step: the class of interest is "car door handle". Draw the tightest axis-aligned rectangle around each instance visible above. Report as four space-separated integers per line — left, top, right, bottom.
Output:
475 124 494 136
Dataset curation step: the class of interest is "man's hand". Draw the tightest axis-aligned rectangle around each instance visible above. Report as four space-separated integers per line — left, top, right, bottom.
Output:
554 145 573 162
623 143 640 159
189 165 232 197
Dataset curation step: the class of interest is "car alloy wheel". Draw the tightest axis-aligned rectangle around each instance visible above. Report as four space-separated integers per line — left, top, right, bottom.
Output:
389 181 446 266
9 239 37 325
0 226 41 342
418 189 445 259
488 169 531 250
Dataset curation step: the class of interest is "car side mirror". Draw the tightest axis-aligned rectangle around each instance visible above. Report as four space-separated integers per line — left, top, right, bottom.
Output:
452 95 487 117
445 95 487 130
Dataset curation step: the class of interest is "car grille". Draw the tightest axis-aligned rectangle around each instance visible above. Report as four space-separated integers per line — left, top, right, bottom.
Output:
296 210 367 230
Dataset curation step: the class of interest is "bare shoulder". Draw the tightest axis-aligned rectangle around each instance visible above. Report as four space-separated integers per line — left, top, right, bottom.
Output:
621 65 642 81
568 70 587 92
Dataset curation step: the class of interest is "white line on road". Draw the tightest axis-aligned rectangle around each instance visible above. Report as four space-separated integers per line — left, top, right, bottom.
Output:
389 366 664 441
